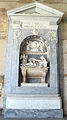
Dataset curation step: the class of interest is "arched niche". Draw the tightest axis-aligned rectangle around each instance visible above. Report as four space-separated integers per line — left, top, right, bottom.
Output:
18 35 50 86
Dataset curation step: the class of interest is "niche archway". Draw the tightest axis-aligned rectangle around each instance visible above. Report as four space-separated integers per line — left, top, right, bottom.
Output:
18 35 49 86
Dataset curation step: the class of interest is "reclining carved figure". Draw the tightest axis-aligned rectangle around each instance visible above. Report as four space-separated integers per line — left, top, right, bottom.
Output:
20 55 48 83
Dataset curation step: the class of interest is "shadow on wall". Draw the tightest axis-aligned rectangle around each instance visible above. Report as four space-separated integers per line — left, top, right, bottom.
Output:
0 76 4 87
0 75 4 109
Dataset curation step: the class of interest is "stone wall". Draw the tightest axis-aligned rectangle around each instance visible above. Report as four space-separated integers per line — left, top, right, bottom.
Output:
0 8 8 75
0 0 67 115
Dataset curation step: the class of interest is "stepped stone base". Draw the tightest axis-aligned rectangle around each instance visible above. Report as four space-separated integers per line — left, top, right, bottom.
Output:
5 109 63 118
4 95 63 118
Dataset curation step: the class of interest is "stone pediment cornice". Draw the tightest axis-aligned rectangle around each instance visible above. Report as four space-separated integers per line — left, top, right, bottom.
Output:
7 2 64 19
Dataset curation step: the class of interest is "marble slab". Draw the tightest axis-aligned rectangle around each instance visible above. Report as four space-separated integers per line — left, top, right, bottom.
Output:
6 95 62 110
21 83 48 87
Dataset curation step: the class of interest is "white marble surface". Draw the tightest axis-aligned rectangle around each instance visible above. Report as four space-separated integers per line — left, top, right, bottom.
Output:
6 95 62 110
21 83 48 87
7 2 64 17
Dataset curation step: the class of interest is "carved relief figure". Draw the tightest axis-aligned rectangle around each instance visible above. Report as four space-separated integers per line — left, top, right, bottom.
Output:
20 54 28 65
20 54 48 83
20 55 48 68
26 41 45 52
40 56 48 67
28 56 48 68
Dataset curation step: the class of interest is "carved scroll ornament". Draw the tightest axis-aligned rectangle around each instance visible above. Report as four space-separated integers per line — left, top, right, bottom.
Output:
46 31 57 43
14 30 22 39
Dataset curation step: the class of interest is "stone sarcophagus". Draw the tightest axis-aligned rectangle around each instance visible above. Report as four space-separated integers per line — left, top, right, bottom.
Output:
4 2 64 118
21 66 48 83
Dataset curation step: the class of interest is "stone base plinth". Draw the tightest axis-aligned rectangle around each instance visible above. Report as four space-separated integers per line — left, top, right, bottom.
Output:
5 109 63 118
4 94 63 118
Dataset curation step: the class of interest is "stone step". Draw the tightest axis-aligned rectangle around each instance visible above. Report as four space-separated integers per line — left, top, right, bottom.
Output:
6 95 62 110
5 109 63 118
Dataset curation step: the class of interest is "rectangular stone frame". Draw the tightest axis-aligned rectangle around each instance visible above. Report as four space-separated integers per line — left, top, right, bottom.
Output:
4 22 59 97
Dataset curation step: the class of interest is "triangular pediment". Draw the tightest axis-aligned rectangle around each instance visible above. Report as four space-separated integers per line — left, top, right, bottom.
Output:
7 2 64 18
